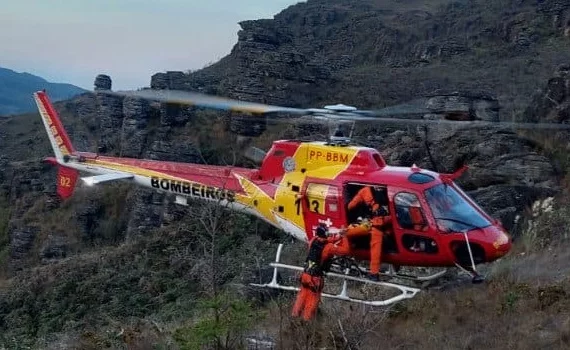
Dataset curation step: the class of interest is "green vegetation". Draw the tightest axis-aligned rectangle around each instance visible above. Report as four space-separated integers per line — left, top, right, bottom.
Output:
1 0 570 348
173 292 259 350
0 194 10 269
0 196 282 349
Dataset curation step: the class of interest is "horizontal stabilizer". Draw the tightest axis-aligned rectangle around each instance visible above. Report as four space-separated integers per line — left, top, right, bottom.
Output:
81 173 134 185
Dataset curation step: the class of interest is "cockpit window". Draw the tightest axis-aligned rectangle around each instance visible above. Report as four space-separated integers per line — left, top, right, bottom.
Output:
424 183 491 232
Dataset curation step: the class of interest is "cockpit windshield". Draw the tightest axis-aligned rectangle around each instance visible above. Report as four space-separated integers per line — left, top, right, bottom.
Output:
424 183 492 232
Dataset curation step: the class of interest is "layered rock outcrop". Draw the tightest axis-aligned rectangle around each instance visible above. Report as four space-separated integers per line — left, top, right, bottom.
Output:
94 74 112 91
121 96 150 158
3 0 570 272
523 64 570 124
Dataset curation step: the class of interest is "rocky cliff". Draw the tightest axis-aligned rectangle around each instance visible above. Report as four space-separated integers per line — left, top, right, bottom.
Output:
1 0 570 347
148 0 570 112
2 0 570 274
2 0 569 277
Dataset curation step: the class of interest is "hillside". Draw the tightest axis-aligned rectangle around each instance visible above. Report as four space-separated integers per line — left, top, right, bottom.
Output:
1 0 570 348
0 67 86 116
164 0 570 118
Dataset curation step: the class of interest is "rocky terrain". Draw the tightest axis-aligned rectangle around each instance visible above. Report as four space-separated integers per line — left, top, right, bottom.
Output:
1 0 570 348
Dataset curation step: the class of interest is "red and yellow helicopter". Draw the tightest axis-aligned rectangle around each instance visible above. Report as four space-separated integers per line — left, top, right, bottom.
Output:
33 88 570 306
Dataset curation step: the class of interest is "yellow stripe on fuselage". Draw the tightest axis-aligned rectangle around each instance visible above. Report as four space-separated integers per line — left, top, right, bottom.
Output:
86 158 279 224
234 174 279 225
86 159 191 183
273 142 359 230
84 142 361 234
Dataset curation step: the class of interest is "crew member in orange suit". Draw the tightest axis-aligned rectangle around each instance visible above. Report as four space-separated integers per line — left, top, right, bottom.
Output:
346 186 391 281
291 223 350 321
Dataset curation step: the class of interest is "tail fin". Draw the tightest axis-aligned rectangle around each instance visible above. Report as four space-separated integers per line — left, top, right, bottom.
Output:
33 90 76 161
34 90 79 199
57 165 79 199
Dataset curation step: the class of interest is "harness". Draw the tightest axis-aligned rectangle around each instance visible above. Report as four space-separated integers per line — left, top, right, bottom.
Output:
300 237 331 293
303 237 331 277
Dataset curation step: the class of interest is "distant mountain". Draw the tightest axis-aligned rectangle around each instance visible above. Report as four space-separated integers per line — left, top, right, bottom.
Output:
0 67 86 116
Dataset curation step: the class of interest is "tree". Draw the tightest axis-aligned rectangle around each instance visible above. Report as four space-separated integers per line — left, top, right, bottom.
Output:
170 174 266 349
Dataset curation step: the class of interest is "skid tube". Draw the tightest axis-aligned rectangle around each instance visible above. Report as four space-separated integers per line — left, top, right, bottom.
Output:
250 244 421 306
328 259 449 284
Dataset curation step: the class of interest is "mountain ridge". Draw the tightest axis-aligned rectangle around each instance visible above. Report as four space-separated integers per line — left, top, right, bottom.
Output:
1 0 570 348
0 66 86 116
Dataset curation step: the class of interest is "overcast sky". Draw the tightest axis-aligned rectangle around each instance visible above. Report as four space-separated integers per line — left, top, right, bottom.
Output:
0 0 300 90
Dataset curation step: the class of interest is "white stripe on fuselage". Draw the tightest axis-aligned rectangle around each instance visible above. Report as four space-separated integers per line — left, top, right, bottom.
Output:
61 161 305 240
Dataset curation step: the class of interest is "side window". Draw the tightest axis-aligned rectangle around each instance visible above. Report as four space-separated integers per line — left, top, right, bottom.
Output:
394 192 427 231
344 183 389 223
306 183 340 218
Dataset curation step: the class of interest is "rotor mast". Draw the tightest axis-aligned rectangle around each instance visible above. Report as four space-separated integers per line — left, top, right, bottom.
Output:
320 104 357 146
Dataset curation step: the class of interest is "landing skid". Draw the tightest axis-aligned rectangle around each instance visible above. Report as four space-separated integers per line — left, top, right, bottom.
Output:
328 258 449 287
250 244 421 306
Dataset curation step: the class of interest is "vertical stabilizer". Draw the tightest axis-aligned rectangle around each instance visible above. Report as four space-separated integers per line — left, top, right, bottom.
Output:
57 165 79 199
33 90 76 161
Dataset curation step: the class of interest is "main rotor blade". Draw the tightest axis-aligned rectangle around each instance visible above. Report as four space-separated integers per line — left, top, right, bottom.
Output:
104 89 570 130
304 114 570 129
106 89 309 115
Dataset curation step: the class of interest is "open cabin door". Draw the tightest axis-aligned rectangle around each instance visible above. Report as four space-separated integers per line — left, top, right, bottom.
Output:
301 182 344 237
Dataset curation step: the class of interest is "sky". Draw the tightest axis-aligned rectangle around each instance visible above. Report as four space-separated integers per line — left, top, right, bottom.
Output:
0 0 301 90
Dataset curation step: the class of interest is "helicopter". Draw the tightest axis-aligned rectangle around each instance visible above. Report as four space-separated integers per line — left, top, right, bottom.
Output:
32 88 570 306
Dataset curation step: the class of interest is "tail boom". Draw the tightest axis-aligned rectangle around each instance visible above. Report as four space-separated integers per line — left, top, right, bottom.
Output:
32 91 303 240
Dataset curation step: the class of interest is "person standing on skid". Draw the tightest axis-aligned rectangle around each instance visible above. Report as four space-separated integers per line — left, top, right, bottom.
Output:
291 223 350 321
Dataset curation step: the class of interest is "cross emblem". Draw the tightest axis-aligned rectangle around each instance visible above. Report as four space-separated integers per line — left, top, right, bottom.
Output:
318 218 333 227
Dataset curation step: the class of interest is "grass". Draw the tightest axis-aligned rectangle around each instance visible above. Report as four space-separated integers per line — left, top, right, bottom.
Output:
250 232 570 349
0 194 10 275
0 202 282 349
1 1 570 348
1 197 569 349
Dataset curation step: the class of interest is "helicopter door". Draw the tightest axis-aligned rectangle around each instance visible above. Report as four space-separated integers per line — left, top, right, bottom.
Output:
392 191 439 256
301 182 343 236
344 183 398 253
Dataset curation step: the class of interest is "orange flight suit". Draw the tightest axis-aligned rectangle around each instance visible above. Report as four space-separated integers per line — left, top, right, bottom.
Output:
409 205 427 231
346 186 391 276
291 233 350 321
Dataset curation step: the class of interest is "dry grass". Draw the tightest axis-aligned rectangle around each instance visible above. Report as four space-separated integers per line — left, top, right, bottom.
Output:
245 228 570 350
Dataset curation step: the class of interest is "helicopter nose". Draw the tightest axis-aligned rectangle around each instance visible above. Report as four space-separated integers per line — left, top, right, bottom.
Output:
489 227 512 258
467 225 512 261
495 233 511 254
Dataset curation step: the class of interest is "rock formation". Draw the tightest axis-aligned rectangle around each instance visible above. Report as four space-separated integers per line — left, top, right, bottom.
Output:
424 91 500 121
2 0 570 272
95 92 124 155
523 64 570 124
120 96 150 158
94 74 112 91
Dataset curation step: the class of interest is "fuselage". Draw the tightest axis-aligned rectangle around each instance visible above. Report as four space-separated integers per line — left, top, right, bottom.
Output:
49 139 512 268
34 89 511 270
